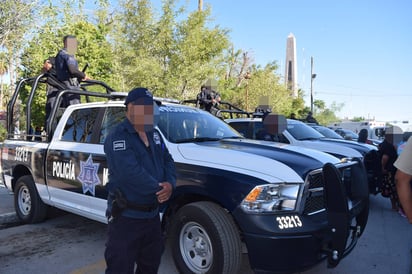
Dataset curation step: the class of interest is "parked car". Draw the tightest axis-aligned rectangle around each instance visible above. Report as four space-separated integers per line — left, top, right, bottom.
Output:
311 124 344 139
308 124 381 194
312 124 381 147
306 125 377 155
226 117 363 160
334 128 359 141
223 111 380 195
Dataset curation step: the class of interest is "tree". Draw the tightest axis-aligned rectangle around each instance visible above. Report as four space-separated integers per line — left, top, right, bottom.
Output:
0 0 37 48
220 49 294 116
0 0 37 114
7 0 343 130
290 89 306 119
18 0 116 128
243 63 292 114
113 0 230 99
0 52 8 109
170 6 230 99
310 100 343 125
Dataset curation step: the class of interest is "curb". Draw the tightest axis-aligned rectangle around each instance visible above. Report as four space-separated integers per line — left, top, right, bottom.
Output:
0 212 19 225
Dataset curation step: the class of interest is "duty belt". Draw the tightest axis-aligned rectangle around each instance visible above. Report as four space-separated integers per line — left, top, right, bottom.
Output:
109 193 159 212
62 78 79 88
127 202 159 212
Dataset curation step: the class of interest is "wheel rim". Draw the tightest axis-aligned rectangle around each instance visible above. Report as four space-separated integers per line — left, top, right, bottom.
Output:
17 185 31 216
179 221 213 273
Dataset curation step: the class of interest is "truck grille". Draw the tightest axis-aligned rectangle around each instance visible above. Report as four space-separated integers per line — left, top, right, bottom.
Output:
302 163 355 215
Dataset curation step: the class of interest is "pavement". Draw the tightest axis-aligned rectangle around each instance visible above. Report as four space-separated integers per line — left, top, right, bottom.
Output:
1 182 411 273
0 183 19 226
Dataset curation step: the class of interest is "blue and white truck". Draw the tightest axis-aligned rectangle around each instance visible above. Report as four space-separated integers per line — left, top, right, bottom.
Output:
1 75 369 273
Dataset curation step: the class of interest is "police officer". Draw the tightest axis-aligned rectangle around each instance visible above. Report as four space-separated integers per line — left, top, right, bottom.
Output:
103 87 176 274
197 82 221 113
55 35 89 106
42 57 67 129
305 111 318 124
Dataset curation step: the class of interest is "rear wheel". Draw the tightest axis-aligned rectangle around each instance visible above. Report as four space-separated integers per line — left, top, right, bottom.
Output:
14 175 48 224
169 201 241 274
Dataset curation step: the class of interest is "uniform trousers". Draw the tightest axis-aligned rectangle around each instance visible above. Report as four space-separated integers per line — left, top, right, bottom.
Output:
105 214 163 274
62 80 81 107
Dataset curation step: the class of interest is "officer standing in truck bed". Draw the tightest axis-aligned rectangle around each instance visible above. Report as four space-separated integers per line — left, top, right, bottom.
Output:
55 35 90 106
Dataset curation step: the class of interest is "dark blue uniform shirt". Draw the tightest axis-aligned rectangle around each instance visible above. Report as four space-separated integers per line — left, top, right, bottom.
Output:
55 49 85 82
104 118 176 219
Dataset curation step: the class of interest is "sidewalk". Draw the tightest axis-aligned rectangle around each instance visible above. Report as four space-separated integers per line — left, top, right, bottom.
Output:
0 183 18 225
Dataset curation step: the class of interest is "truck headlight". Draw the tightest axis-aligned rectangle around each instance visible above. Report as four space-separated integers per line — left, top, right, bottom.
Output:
241 184 300 213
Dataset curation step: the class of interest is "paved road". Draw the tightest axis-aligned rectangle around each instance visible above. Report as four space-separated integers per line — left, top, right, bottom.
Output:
1 184 411 274
0 185 19 228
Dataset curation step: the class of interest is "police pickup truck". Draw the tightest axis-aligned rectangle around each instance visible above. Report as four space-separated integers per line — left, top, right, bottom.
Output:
1 75 369 274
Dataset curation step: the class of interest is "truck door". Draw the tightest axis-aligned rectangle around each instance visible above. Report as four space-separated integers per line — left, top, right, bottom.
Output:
46 106 108 219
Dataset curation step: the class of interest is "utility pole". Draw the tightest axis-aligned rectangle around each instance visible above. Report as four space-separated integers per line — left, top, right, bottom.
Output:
198 0 203 11
310 56 316 113
244 72 251 111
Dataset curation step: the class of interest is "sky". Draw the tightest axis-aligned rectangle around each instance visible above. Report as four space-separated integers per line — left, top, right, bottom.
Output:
147 0 412 123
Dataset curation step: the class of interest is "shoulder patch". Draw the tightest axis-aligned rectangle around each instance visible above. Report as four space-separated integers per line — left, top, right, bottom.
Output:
153 132 161 145
113 140 126 151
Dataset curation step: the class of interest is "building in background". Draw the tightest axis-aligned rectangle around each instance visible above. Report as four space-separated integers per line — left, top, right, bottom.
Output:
285 33 298 98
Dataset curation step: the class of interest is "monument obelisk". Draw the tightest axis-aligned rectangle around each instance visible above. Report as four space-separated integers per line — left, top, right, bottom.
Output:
285 33 298 98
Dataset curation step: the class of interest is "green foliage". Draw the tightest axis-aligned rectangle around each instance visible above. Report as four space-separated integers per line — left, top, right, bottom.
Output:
0 122 7 142
311 101 343 125
290 90 306 119
113 0 230 100
19 0 115 125
351 116 366 122
0 0 35 49
245 64 291 114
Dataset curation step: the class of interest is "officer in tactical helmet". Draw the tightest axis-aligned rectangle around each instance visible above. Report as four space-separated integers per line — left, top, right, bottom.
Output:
197 79 221 114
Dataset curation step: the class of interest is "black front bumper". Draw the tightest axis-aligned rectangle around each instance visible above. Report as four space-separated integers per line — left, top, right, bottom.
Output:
233 160 369 273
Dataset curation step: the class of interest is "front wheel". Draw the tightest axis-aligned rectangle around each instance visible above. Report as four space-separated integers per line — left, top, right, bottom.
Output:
169 201 241 274
14 175 48 224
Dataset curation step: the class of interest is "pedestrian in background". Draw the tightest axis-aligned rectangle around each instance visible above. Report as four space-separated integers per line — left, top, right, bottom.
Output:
357 128 373 145
103 87 176 274
379 132 403 216
34 126 42 141
394 136 412 223
305 112 318 124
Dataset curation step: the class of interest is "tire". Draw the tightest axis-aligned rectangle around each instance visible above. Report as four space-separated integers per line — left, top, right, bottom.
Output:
14 175 48 224
169 201 241 274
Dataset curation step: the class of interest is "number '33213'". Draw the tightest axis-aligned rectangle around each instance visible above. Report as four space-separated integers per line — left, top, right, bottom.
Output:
276 215 303 229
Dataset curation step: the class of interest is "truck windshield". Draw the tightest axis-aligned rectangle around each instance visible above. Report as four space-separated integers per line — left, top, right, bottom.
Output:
158 105 242 143
312 126 344 139
287 121 325 141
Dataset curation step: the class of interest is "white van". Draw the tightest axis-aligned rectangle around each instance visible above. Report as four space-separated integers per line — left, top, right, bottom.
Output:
328 121 386 141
